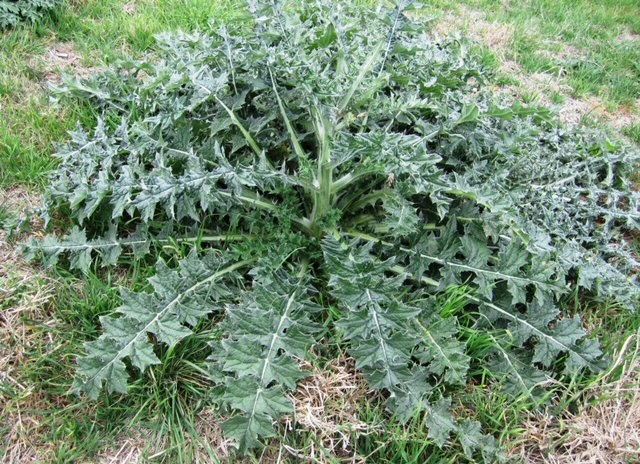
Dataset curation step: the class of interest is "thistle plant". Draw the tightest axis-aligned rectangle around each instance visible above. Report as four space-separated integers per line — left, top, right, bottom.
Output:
0 0 60 28
28 0 640 458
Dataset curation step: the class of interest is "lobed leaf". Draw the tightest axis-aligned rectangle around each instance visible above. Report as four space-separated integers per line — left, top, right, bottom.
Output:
72 250 250 399
209 268 324 452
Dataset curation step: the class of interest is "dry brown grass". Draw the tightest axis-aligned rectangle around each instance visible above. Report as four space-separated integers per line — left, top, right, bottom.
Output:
19 40 100 91
92 429 158 464
492 60 617 129
192 409 237 463
433 7 639 131
0 187 61 463
39 41 101 85
557 96 605 127
509 334 640 464
432 6 515 55
276 355 380 464
80 356 374 464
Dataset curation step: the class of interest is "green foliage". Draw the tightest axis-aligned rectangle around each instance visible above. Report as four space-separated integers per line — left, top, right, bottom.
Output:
0 0 60 28
27 0 640 458
210 267 324 452
70 250 249 399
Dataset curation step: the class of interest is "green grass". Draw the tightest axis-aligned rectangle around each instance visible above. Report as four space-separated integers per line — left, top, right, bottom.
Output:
0 0 243 187
1 0 639 462
624 124 640 145
437 0 640 110
0 98 95 187
0 262 224 463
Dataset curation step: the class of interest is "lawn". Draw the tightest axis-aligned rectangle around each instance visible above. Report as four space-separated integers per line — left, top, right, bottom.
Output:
1 1 639 463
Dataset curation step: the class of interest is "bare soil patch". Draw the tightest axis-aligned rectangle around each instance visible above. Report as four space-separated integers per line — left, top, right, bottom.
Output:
617 28 639 43
34 41 100 86
44 41 100 83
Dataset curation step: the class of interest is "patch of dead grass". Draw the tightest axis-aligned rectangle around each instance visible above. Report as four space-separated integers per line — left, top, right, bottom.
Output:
0 389 75 463
432 6 514 55
40 41 101 85
192 409 236 463
0 187 60 463
534 44 583 63
23 40 100 88
279 355 380 463
557 96 605 127
83 357 375 463
617 28 639 43
509 334 640 464
0 187 46 295
92 429 157 464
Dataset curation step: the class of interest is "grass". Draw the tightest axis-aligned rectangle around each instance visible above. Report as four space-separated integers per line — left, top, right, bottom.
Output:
0 0 638 463
0 0 243 188
624 124 640 145
427 0 640 136
0 261 223 463
435 0 640 108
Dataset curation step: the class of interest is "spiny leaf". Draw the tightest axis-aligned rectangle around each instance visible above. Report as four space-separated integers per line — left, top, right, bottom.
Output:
209 268 323 452
0 0 60 28
324 237 471 428
72 251 250 399
414 316 470 386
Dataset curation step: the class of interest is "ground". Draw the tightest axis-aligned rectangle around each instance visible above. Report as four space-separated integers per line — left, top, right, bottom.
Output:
0 1 639 463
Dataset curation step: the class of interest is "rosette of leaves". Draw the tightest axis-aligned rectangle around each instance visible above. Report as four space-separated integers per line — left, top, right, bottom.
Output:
0 0 60 28
28 0 639 458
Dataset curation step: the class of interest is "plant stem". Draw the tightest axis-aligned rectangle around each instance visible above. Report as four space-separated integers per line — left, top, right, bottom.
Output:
218 189 311 231
175 234 252 243
348 190 391 211
310 105 334 232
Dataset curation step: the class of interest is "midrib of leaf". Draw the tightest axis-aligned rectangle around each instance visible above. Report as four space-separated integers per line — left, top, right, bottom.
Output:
337 39 385 113
473 297 594 366
213 95 264 159
490 336 541 399
268 66 309 167
128 171 223 207
34 234 250 253
344 229 563 292
390 265 599 370
332 167 381 193
376 1 403 78
366 288 394 387
310 104 334 226
218 189 278 211
249 290 297 425
63 139 101 159
113 172 283 216
84 258 255 388
414 319 460 376
221 27 238 94
191 76 263 158
340 231 598 370
347 190 392 212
